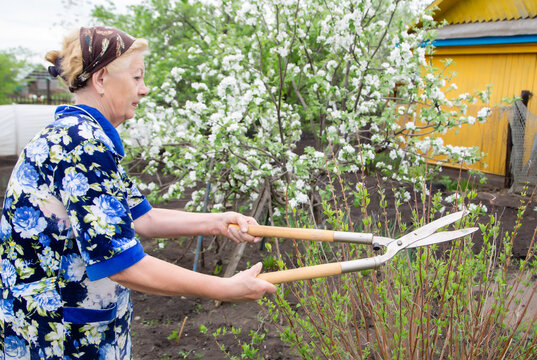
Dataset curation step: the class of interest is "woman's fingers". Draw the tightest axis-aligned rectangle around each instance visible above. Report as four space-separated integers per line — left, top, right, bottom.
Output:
225 262 277 301
247 262 277 295
224 212 262 243
228 225 261 243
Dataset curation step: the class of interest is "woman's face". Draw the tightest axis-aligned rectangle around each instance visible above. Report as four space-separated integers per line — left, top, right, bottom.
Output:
102 52 148 127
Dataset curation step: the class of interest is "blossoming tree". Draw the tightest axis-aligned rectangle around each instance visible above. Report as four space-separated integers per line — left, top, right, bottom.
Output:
93 0 489 216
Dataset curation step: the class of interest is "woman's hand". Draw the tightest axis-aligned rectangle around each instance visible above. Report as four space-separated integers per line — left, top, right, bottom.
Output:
220 262 277 302
219 211 262 244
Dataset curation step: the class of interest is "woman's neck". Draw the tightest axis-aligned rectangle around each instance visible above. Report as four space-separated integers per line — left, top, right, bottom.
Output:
74 90 117 127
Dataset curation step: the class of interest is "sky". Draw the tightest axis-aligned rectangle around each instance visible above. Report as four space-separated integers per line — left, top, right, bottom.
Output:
0 0 140 66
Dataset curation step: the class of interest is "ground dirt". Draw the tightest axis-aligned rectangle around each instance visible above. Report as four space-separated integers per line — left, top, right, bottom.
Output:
0 155 536 360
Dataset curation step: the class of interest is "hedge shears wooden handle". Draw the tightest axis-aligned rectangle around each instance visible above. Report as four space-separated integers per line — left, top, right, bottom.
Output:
229 224 376 244
257 263 343 284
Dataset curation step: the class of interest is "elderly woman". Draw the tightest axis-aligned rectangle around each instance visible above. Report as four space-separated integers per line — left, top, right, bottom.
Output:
0 26 276 359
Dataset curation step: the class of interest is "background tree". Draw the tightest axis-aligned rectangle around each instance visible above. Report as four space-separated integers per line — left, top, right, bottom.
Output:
0 48 33 104
92 0 489 220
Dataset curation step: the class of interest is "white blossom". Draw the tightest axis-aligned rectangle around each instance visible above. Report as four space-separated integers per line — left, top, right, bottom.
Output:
477 107 490 122
295 192 309 204
405 122 416 130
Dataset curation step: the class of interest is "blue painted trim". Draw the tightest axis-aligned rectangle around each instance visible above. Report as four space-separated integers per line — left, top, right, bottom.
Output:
432 34 537 47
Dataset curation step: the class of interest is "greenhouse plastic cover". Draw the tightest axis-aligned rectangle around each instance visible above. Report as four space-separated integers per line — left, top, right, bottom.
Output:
0 104 57 156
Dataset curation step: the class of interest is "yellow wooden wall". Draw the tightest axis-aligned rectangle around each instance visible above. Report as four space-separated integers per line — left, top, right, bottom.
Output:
430 45 537 175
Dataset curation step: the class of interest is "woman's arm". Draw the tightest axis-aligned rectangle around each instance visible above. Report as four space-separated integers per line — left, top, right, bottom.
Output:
123 208 273 301
109 255 276 301
133 208 261 243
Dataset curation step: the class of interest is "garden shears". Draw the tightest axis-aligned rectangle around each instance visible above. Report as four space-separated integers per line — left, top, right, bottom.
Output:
231 210 477 284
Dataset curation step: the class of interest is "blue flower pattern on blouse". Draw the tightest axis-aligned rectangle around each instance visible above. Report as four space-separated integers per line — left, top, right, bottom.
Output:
0 105 152 359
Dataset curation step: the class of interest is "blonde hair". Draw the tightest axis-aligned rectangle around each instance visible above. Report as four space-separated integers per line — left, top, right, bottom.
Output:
45 29 148 92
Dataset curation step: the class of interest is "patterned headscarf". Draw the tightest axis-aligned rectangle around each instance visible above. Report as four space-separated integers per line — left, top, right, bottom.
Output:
48 26 136 92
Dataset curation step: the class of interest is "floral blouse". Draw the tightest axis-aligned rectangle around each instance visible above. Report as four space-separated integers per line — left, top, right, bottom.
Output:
0 105 152 359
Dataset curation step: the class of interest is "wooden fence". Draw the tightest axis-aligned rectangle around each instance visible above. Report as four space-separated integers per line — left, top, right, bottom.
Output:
7 97 74 105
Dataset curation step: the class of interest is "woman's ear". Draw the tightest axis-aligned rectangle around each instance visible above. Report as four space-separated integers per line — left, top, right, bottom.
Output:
91 68 108 96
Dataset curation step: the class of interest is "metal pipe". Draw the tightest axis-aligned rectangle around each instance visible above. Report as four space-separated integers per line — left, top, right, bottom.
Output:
193 182 211 272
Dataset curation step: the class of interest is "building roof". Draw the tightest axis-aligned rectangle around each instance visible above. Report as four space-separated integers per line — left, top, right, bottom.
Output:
436 18 537 39
24 67 51 81
430 0 537 24
429 0 537 47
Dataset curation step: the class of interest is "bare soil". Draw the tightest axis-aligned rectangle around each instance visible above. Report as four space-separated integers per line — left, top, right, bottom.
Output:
1 156 535 360
130 230 292 360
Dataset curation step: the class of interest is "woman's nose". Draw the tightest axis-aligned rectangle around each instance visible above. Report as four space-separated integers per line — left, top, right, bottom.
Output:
139 81 149 96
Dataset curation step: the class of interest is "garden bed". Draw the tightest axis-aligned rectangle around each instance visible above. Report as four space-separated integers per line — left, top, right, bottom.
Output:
1 156 535 359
